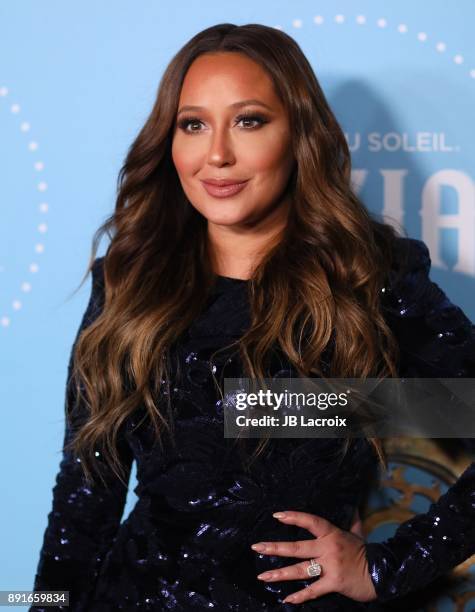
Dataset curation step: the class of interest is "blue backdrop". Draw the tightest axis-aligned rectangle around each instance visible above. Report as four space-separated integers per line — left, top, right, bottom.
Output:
1 1 474 603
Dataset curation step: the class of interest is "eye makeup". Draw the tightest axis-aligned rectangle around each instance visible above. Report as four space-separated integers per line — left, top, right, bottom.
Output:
176 113 269 134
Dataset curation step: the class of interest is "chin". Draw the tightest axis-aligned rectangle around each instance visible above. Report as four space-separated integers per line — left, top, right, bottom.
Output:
204 213 252 227
197 204 254 226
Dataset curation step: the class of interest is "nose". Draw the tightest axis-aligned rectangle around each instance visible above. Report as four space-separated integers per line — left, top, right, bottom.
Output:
206 125 235 167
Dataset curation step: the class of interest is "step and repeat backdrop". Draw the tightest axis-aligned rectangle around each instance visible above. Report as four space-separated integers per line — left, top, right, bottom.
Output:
1 1 474 606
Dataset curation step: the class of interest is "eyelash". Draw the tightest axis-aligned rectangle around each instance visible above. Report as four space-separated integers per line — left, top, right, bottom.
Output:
176 113 268 134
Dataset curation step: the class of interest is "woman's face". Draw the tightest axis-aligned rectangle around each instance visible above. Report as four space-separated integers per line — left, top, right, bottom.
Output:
171 52 295 230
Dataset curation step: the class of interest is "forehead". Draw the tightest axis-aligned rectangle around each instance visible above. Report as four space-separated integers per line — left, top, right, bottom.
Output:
178 52 280 106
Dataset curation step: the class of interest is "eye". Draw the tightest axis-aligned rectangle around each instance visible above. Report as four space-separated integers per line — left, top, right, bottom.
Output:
177 117 203 133
235 114 268 129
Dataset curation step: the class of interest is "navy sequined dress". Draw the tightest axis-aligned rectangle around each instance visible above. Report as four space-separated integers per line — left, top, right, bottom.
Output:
31 238 475 611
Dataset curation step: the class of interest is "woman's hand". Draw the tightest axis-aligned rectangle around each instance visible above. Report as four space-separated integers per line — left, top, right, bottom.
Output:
250 510 377 605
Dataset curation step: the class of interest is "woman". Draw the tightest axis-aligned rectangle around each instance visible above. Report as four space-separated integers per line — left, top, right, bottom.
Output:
31 23 475 611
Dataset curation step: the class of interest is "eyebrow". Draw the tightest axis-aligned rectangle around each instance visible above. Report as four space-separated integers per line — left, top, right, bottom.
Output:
176 99 273 116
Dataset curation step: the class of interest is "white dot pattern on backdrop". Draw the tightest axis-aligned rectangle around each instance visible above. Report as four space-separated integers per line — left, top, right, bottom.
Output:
1 86 49 329
273 14 474 82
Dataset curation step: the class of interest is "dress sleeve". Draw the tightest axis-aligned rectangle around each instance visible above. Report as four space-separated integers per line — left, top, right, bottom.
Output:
364 237 475 602
30 257 134 612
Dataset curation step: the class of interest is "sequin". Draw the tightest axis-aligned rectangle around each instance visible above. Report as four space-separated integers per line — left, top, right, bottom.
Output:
30 238 475 611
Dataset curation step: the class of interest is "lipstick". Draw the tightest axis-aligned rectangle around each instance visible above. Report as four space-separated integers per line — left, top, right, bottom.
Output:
201 179 249 198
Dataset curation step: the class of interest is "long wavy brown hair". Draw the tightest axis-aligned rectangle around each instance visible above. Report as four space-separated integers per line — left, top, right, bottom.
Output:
66 23 404 487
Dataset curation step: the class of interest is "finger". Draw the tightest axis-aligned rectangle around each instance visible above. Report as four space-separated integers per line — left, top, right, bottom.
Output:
350 509 364 538
350 519 364 538
257 558 323 582
272 511 335 539
251 538 321 558
283 578 334 605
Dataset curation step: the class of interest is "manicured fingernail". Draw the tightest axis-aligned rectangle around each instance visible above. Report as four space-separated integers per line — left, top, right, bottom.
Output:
257 572 273 580
273 512 287 519
251 543 266 551
283 595 296 603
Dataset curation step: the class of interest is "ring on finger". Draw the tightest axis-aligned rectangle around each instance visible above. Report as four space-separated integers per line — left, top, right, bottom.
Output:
306 558 322 578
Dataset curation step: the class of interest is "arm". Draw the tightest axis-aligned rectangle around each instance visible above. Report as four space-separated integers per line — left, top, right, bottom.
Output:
365 237 475 601
365 462 475 601
30 257 134 611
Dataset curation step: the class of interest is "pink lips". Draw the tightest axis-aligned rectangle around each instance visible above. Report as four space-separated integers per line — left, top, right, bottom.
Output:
201 179 249 198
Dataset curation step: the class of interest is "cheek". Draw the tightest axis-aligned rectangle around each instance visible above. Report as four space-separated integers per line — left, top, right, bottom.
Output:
171 136 200 176
242 132 292 175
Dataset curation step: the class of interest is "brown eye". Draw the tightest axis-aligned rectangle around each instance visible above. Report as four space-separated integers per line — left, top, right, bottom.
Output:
235 114 268 129
177 117 203 133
